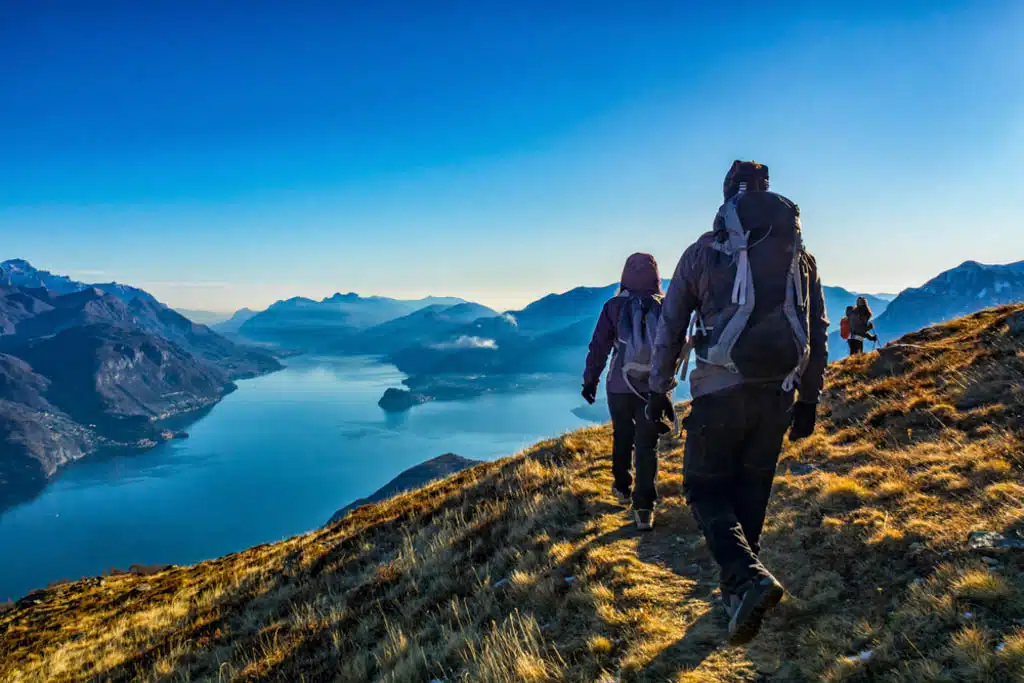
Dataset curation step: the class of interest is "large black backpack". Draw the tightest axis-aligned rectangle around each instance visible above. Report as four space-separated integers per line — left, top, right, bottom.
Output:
688 188 812 388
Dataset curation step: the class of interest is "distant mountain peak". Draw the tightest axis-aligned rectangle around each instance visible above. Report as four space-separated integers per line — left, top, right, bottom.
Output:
321 292 364 304
951 259 1024 273
271 296 317 309
2 258 34 270
1 259 158 305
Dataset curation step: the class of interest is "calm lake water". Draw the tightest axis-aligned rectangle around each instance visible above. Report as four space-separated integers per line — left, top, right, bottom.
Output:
0 356 595 600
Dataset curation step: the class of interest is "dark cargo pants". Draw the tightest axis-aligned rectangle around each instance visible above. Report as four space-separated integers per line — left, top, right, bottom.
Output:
608 392 659 510
682 384 794 593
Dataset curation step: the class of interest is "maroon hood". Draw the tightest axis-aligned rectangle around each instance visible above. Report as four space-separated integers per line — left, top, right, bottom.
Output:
620 252 662 296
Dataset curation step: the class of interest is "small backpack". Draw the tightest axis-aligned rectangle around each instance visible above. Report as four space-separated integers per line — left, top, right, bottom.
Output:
617 293 663 398
840 316 851 340
682 184 812 391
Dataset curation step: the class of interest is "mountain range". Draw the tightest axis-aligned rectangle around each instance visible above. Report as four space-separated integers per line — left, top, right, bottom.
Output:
824 260 1024 354
874 260 1024 342
0 260 280 511
0 259 157 305
238 292 469 350
224 261 1021 410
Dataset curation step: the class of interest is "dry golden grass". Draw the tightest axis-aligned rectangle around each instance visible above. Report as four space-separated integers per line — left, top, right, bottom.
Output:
2 305 1023 682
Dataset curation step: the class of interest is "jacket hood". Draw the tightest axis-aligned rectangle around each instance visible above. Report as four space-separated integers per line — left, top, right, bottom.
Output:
620 252 662 295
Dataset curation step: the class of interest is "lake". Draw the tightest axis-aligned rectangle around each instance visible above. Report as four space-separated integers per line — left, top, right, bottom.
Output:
0 356 597 600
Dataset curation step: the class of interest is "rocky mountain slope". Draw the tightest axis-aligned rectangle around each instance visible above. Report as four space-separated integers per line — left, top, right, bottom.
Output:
3 304 1022 682
0 268 281 512
874 260 1024 343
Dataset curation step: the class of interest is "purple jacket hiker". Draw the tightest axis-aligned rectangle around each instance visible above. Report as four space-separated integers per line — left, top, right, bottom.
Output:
583 253 663 395
583 252 663 515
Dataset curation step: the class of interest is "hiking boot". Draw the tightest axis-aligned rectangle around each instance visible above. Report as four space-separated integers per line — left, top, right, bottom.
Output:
612 487 631 506
720 590 742 621
634 509 654 531
727 575 785 645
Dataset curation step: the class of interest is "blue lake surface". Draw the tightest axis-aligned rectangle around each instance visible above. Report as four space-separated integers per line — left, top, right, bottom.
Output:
0 356 596 600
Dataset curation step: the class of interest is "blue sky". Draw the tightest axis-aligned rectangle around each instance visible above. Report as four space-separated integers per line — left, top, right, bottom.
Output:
2 1 1022 312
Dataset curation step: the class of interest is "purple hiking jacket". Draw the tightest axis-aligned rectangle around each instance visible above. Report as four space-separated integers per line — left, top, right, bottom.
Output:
583 253 662 395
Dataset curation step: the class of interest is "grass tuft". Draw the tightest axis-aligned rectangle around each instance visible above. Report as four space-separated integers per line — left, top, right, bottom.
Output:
951 568 1013 606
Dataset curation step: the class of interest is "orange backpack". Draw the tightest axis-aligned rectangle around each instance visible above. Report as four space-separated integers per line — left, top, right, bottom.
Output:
840 317 851 340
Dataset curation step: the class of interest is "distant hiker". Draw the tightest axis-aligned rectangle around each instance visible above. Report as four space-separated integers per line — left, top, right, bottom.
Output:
582 252 663 531
844 297 878 355
646 161 828 645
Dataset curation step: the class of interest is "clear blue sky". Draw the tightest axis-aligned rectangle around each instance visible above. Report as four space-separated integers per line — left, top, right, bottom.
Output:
2 1 1022 312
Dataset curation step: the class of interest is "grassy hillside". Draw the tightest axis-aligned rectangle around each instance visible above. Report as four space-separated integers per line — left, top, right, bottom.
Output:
2 305 1023 682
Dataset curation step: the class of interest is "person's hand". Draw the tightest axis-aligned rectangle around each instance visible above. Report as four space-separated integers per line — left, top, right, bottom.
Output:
581 382 598 405
789 401 817 440
646 392 675 435
869 333 879 343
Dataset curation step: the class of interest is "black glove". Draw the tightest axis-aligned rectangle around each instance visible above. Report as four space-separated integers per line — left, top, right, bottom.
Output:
868 333 879 343
645 392 675 435
789 401 817 441
581 382 598 405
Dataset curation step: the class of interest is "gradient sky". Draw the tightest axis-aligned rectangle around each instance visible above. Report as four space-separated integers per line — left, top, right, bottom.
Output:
3 1 1022 312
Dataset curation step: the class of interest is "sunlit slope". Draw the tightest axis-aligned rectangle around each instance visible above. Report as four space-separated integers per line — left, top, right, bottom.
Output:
2 305 1023 682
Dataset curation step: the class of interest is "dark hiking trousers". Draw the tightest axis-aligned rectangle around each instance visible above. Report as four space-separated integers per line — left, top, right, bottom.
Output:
608 392 659 510
847 339 864 356
682 384 794 593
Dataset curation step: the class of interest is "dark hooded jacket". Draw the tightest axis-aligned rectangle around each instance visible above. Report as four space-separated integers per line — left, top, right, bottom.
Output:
583 253 662 395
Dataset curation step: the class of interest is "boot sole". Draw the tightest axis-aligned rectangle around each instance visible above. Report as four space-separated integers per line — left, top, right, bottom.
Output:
727 583 784 646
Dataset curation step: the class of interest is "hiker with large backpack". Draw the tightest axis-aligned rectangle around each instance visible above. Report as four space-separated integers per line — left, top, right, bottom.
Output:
582 252 663 531
842 297 878 355
646 161 829 645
